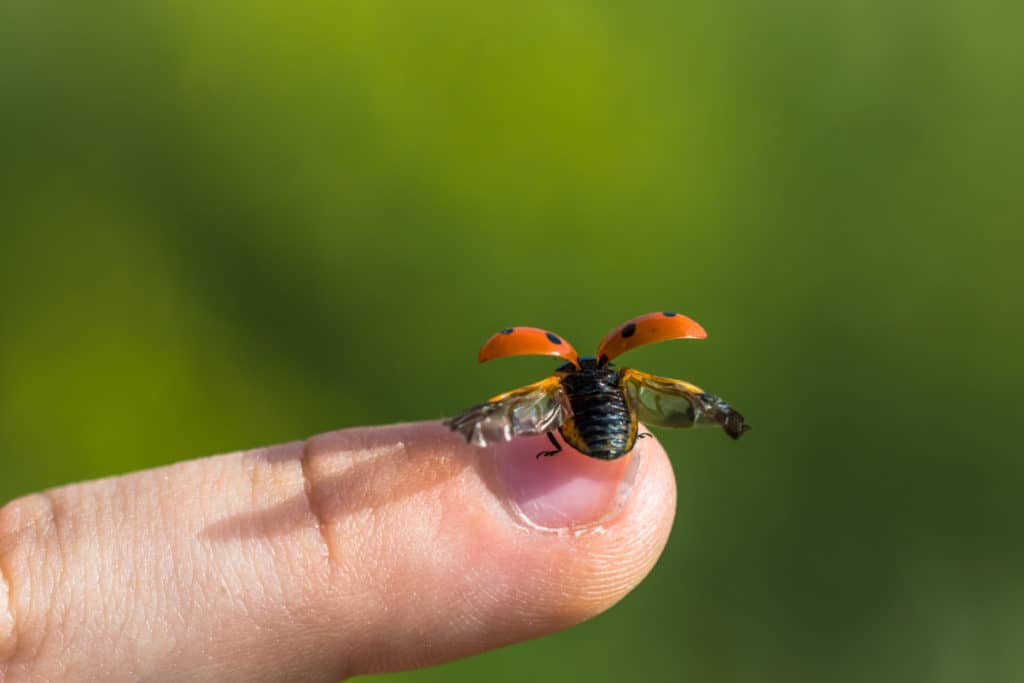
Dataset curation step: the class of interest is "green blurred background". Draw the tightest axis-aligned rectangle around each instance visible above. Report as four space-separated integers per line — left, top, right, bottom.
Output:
2 2 1022 681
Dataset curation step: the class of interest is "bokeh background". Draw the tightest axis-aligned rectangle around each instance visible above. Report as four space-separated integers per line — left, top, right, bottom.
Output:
2 2 1022 681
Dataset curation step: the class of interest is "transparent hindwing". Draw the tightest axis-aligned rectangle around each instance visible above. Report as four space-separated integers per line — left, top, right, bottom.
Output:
447 377 571 447
622 369 750 439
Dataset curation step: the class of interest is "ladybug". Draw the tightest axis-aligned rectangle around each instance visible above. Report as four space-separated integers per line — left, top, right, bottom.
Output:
447 312 750 460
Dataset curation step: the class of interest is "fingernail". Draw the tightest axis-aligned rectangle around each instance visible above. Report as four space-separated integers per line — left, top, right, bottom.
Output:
492 433 643 530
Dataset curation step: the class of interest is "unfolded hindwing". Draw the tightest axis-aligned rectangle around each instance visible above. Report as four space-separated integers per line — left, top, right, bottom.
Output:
622 369 749 439
447 377 571 447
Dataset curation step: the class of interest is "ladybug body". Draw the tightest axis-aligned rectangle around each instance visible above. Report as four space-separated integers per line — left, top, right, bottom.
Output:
556 358 635 460
447 312 749 460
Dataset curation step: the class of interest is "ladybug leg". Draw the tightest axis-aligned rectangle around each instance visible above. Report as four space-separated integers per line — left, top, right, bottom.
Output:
637 432 654 439
536 432 563 459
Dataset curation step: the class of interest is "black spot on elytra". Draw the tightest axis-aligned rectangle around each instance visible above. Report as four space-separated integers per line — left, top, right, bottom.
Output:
500 328 514 334
663 311 677 317
621 322 637 338
546 332 563 345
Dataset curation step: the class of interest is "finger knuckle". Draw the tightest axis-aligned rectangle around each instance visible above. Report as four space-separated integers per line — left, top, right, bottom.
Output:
0 492 66 673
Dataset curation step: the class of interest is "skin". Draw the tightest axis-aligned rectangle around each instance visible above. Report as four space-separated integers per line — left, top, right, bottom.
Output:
0 421 676 682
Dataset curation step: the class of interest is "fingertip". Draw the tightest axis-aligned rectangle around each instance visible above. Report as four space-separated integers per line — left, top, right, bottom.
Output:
299 422 678 674
502 430 677 616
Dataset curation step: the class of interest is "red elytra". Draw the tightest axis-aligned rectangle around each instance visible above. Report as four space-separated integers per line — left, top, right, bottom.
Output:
596 311 706 365
477 312 706 368
477 326 580 366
